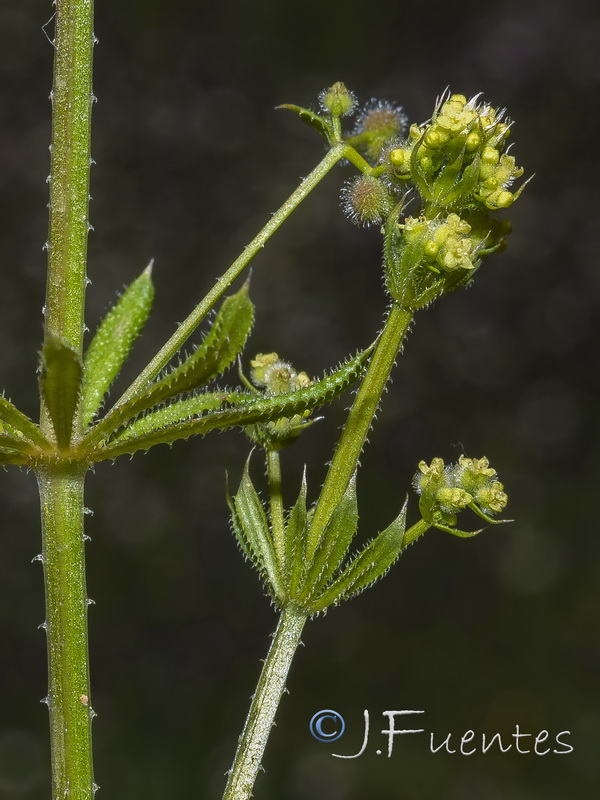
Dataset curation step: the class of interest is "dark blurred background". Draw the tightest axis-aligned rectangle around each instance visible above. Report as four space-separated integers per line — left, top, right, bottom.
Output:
1 0 599 798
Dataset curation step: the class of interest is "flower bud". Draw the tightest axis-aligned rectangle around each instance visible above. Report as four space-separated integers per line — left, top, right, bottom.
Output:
465 131 481 152
482 145 500 164
475 152 524 210
424 128 448 149
319 82 357 117
388 146 412 177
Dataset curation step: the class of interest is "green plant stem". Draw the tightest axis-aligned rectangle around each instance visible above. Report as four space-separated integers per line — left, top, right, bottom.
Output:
116 142 361 407
266 449 285 565
38 3 96 798
307 303 413 557
402 517 431 548
44 0 95 359
223 606 307 800
37 467 95 800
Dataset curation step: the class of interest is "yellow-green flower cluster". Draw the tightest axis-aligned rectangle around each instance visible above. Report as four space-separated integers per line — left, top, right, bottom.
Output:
250 353 311 395
381 91 525 215
402 213 478 272
451 455 508 515
247 353 313 450
413 455 508 527
405 93 509 173
475 147 524 209
427 93 509 147
306 83 526 308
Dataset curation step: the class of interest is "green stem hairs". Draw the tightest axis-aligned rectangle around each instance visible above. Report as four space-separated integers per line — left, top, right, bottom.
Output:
0 3 527 799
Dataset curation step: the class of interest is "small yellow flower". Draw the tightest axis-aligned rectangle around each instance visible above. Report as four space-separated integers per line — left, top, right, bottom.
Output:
476 481 508 514
458 455 496 479
250 353 312 395
436 487 473 513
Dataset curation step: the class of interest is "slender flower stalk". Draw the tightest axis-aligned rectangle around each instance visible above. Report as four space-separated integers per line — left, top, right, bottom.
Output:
307 303 413 556
116 144 353 406
266 449 286 565
222 306 412 800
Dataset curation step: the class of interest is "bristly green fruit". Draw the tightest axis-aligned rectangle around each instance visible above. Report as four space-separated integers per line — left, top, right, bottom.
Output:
341 174 392 227
350 99 408 162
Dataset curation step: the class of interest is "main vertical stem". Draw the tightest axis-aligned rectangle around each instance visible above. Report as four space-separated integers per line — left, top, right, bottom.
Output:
223 607 307 800
38 468 95 800
40 2 96 798
45 0 95 359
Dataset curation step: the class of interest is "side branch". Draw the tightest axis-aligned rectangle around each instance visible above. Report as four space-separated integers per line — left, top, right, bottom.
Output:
223 607 307 800
115 144 350 407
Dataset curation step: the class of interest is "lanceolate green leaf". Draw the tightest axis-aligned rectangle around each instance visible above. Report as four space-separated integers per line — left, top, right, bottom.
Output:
433 522 483 537
442 152 481 210
80 263 155 427
0 433 37 455
106 392 244 441
309 500 407 613
40 336 83 449
89 346 372 461
0 394 49 448
145 281 254 401
82 283 254 448
231 457 283 599
467 501 512 526
226 476 261 569
0 450 30 466
284 469 309 596
277 104 332 142
297 474 359 604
